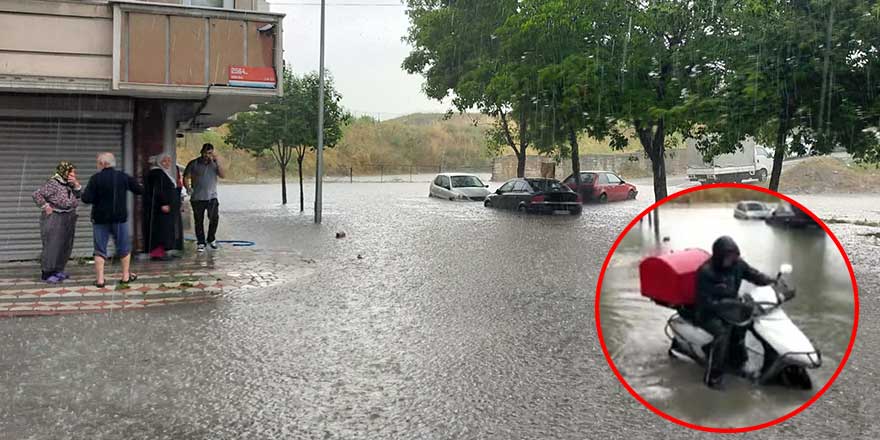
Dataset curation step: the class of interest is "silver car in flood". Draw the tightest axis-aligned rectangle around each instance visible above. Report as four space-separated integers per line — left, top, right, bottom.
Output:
429 173 491 201
734 201 773 220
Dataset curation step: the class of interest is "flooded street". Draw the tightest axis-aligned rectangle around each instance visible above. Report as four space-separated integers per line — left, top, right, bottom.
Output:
600 206 856 428
0 182 877 438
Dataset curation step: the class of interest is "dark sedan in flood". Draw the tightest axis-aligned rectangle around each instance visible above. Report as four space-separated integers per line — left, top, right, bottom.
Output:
765 202 821 228
484 178 582 215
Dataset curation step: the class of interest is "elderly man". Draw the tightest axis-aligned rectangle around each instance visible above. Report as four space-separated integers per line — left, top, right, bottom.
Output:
81 152 144 287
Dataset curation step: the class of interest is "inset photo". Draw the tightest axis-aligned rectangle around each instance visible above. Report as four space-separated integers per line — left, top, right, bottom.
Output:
595 184 858 432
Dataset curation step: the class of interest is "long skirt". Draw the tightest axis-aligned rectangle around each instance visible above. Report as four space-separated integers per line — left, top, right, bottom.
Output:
40 211 77 275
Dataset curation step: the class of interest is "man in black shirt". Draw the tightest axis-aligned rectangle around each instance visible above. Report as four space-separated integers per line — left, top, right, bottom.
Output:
695 236 775 389
81 152 143 287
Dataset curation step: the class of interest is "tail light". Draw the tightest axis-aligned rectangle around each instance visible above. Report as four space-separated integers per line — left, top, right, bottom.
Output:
531 195 545 203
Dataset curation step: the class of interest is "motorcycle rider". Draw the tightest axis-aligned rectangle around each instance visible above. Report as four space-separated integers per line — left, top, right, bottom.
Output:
696 236 775 389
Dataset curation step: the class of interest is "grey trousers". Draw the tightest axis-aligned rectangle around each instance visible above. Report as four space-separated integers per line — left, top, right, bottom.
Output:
40 211 77 275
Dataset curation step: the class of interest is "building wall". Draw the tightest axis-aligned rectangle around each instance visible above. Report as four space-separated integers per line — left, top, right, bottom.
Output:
0 1 113 80
491 151 689 182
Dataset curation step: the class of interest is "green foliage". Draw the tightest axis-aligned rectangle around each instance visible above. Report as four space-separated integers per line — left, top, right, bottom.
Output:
225 67 350 208
689 0 880 189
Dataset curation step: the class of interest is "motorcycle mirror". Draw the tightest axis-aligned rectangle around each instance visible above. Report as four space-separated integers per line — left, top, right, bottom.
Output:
779 264 793 275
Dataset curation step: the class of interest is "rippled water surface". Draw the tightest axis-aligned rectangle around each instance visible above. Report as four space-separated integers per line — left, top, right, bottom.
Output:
600 205 856 428
0 181 876 439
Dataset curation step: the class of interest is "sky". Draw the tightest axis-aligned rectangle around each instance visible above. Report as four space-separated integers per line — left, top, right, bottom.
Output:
270 0 453 119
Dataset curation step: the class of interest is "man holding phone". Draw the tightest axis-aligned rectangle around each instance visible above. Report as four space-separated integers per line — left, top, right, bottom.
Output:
184 143 226 252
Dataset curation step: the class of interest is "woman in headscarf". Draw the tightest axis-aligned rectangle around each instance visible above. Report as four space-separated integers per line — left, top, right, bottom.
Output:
32 161 82 283
144 153 181 261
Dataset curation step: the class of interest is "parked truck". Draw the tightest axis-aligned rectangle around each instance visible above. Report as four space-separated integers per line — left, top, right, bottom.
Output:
686 137 773 183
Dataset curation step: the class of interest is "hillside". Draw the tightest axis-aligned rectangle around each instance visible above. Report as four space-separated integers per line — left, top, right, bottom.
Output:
177 112 684 183
177 113 493 182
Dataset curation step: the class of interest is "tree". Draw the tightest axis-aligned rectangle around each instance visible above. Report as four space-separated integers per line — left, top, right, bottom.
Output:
403 0 544 177
226 68 349 210
691 0 880 190
498 0 722 201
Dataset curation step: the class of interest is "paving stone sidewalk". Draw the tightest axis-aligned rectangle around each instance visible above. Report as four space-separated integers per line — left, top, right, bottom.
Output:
0 248 315 317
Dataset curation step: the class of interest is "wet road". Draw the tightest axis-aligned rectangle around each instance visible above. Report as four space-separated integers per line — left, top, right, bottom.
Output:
0 181 877 439
600 206 856 428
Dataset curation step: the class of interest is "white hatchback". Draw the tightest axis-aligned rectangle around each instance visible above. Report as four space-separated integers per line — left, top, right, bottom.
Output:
429 173 491 201
734 200 773 219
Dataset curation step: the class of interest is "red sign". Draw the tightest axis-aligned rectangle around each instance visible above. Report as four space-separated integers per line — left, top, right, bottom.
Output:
228 66 276 88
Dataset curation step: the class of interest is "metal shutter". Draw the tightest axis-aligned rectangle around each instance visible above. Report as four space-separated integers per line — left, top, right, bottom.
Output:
0 119 124 261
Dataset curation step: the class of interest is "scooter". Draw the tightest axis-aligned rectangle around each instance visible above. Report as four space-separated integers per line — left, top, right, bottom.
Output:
664 264 822 389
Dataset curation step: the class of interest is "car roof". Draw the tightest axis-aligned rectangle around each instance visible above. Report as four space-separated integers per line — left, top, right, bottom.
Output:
740 200 768 204
436 173 481 177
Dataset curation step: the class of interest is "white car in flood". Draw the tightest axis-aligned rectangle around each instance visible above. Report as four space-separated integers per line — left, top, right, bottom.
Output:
734 201 773 220
429 173 491 201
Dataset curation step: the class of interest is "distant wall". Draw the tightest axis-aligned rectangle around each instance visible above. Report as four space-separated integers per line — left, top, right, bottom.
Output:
491 151 687 182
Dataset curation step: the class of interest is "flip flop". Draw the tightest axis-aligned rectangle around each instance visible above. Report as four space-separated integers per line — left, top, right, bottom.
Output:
94 281 106 288
121 273 138 284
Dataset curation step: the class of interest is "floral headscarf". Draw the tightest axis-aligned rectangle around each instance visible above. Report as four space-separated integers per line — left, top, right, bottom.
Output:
53 161 76 182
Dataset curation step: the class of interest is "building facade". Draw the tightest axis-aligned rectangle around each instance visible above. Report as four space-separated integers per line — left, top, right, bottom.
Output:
0 0 283 260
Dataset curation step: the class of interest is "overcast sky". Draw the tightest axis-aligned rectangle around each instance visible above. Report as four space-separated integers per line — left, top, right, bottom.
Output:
271 0 452 119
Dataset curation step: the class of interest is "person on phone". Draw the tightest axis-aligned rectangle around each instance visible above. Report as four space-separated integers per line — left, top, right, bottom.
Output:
183 143 225 252
695 236 775 389
32 161 82 283
145 153 181 261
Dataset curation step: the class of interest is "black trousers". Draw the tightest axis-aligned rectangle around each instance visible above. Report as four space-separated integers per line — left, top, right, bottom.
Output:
700 316 747 378
191 198 219 245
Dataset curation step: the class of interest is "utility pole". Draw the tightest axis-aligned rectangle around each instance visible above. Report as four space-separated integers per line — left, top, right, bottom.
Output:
314 0 326 224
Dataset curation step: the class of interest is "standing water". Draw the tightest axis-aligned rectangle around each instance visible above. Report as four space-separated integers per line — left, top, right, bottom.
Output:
599 205 856 428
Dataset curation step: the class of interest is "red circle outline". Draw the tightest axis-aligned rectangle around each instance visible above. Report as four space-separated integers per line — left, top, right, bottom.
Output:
594 182 860 433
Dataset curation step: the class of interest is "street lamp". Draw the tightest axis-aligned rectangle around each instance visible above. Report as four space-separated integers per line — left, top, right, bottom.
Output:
315 0 326 224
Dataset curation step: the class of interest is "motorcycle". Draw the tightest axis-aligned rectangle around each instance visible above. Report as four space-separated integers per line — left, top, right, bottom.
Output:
639 251 821 389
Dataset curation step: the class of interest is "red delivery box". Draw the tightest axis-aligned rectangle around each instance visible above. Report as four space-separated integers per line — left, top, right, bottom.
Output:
639 248 710 307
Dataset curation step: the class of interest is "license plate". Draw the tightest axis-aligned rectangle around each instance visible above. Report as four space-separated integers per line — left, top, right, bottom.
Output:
553 210 569 215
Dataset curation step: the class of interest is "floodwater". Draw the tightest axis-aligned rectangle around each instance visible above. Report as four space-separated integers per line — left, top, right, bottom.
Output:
599 205 856 428
0 181 876 439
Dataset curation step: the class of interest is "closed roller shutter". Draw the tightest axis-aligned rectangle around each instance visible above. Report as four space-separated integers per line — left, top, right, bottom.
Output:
0 119 124 261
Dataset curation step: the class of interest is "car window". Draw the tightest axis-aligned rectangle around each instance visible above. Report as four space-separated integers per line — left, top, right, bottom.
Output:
606 173 622 184
450 175 484 188
597 173 610 184
563 175 575 185
580 173 596 184
736 202 744 210
498 181 516 192
434 176 443 186
526 179 566 192
513 181 531 192
440 176 451 188
756 147 768 157
746 203 765 211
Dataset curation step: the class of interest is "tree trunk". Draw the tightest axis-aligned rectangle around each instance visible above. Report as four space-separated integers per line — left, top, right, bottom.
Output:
281 163 287 205
516 149 527 178
568 126 582 189
769 97 793 191
652 119 668 202
769 118 789 191
636 120 668 202
518 109 529 179
498 109 526 178
298 156 305 212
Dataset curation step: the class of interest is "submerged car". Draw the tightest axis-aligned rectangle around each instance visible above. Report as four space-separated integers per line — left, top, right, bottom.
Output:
765 202 820 228
734 201 772 220
484 178 582 215
562 171 638 203
429 173 491 201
